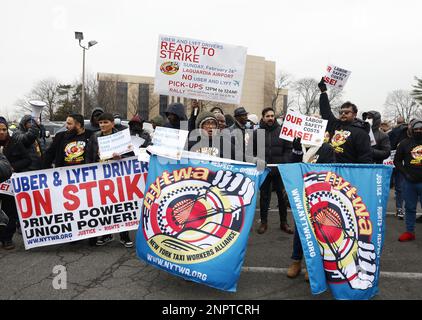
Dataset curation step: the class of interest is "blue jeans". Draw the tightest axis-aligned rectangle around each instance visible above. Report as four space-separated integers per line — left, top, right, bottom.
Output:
291 223 303 260
393 170 404 210
403 178 422 233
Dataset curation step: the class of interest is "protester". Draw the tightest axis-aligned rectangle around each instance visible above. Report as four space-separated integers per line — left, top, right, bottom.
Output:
43 113 92 168
0 116 31 249
215 113 227 130
128 114 151 147
287 136 336 280
150 115 164 129
224 114 235 128
210 106 224 115
84 107 104 132
113 113 127 131
12 115 44 171
164 103 188 129
389 117 410 219
318 78 372 164
188 100 200 132
85 112 134 248
362 111 391 164
380 121 392 133
229 107 252 161
256 107 293 235
188 111 234 158
394 119 422 242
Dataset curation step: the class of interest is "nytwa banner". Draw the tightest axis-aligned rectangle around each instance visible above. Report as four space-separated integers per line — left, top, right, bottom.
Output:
279 163 392 300
137 154 267 292
11 157 148 249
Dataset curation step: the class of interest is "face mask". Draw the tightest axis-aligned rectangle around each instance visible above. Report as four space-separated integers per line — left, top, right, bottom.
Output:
366 119 373 127
413 132 422 140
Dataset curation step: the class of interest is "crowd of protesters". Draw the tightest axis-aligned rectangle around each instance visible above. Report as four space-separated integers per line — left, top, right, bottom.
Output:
1 78 421 288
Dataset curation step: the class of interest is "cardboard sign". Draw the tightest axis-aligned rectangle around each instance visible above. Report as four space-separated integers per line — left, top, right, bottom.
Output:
98 129 133 160
280 111 328 146
324 65 352 89
154 35 247 104
149 127 189 160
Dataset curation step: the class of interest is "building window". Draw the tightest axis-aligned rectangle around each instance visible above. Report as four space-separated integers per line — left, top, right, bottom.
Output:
159 95 168 117
138 83 149 121
116 82 128 118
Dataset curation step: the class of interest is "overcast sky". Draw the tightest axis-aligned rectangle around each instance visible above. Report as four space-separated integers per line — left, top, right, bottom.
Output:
1 0 421 119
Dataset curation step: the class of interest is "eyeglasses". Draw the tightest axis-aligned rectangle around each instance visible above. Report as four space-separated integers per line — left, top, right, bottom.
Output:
339 110 353 115
202 120 217 128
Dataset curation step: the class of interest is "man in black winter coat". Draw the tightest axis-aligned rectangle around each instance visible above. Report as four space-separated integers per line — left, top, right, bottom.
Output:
394 119 422 242
362 110 391 164
0 116 31 249
84 107 104 133
164 103 188 130
13 115 44 171
257 107 293 235
318 78 372 164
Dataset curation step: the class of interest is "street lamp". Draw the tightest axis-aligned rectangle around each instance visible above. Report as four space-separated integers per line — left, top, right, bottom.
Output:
74 31 98 117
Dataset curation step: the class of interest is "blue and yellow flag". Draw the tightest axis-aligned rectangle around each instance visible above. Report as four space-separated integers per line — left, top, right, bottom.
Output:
279 163 392 300
137 154 267 292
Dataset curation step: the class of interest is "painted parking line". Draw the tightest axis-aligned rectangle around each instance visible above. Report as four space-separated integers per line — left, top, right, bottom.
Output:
260 209 422 217
242 267 422 280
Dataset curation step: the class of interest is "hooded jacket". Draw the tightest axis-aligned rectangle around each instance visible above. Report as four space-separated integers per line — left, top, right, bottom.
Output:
188 111 237 160
164 103 187 129
363 110 391 163
0 154 12 183
84 107 104 132
394 120 422 183
13 115 44 170
128 115 151 147
319 92 372 164
389 123 409 150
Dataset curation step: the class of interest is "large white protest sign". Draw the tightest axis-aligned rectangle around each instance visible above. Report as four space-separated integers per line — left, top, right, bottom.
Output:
148 127 189 160
280 111 328 146
98 128 133 160
154 35 247 104
11 157 148 249
324 65 352 89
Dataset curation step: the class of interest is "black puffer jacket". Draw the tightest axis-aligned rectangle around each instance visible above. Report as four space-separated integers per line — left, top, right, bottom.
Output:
389 123 408 150
1 136 32 173
84 107 104 132
13 115 44 170
319 92 373 164
363 110 391 163
258 120 292 164
0 154 12 183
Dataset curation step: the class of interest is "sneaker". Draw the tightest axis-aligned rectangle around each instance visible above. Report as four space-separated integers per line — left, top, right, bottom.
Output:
280 223 294 234
257 222 268 234
397 208 404 220
2 240 15 250
398 232 415 242
96 235 113 246
287 260 301 278
120 235 134 248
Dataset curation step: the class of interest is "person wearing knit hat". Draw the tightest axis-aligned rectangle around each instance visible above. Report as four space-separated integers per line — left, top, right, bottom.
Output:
395 118 422 242
128 114 151 147
150 115 164 129
0 116 31 249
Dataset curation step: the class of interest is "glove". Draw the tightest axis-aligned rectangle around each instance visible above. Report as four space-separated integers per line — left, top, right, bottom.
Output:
292 137 302 152
318 77 327 93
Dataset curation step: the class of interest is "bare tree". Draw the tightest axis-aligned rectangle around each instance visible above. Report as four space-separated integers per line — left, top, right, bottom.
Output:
271 71 291 114
290 78 344 116
383 90 419 122
16 78 60 120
